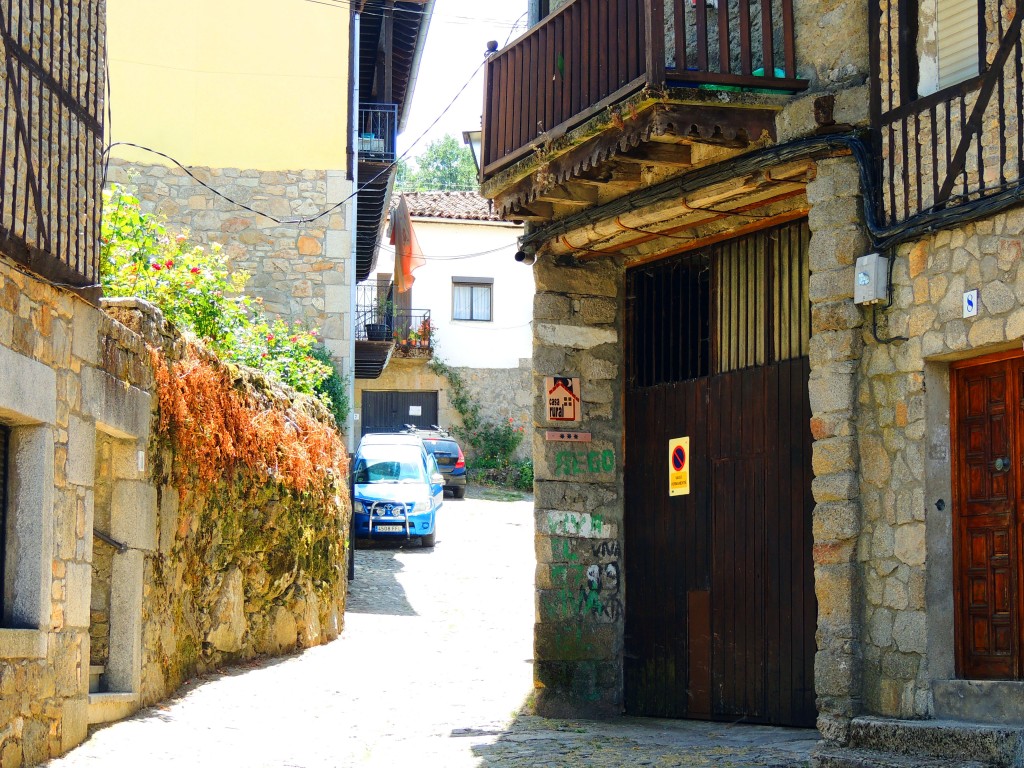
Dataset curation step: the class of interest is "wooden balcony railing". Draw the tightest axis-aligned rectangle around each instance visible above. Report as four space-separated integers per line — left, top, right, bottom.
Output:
481 0 804 179
869 0 1024 227
0 0 104 293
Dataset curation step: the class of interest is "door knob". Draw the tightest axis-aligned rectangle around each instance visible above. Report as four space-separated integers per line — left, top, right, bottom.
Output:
994 457 1011 472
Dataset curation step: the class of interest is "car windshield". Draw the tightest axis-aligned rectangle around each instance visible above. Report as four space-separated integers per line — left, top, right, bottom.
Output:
354 445 428 484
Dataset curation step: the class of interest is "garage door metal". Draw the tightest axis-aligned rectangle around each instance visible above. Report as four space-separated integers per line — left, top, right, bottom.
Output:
361 391 439 436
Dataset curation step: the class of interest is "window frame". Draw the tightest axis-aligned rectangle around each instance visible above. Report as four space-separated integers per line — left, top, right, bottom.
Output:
451 277 494 323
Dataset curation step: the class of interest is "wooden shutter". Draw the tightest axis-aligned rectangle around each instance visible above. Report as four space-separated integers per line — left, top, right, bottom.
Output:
937 0 980 89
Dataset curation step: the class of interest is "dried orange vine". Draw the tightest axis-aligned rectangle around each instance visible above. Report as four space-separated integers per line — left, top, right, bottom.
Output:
150 344 347 497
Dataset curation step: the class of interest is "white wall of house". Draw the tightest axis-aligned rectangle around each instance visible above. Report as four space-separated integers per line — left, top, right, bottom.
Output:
373 216 530 368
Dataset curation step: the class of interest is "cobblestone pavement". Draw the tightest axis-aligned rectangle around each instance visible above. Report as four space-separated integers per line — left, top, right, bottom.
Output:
46 493 818 767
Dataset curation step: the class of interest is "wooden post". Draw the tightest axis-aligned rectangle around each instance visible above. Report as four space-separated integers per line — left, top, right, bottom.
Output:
645 0 666 89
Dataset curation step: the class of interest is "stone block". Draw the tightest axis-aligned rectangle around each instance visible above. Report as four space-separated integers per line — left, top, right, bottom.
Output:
206 567 247 653
533 660 622 718
535 622 619 662
534 259 621 298
815 563 858 631
61 696 89 753
65 416 96 487
812 300 864 333
82 368 151 441
159 486 180 556
894 522 926 566
815 648 860 698
810 266 855 303
535 322 617 350
813 499 861 540
324 285 347 311
813 437 858 475
892 610 927 654
810 329 863 368
111 481 158 552
577 297 618 325
65 562 92 628
0 343 57 425
71 301 102 366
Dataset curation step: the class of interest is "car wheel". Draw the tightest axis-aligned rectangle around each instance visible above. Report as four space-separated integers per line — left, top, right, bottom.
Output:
421 530 436 547
452 486 466 499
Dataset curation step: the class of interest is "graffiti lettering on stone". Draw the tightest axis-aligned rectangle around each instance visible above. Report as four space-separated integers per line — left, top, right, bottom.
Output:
553 449 616 477
576 562 623 622
546 511 605 538
591 540 621 558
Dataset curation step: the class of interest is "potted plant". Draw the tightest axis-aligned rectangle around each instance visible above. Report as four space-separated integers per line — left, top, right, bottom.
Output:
364 295 393 341
407 329 420 347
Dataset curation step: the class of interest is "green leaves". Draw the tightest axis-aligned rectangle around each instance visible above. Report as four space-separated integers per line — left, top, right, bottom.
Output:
396 134 479 192
101 186 335 401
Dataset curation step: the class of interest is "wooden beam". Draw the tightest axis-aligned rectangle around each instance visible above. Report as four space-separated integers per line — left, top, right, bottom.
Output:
617 143 693 168
535 183 601 206
611 208 811 266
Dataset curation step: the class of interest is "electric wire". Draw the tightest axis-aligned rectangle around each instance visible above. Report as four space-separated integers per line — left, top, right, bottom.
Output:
296 0 523 29
101 56 488 226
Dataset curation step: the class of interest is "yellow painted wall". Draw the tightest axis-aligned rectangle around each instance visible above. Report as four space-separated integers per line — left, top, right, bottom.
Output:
107 0 350 171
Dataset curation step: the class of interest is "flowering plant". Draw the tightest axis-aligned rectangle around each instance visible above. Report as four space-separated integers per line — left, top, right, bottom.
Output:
101 187 332 398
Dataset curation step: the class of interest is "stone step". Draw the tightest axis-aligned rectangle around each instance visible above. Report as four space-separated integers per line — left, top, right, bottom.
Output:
933 680 1024 725
814 745 989 768
848 717 1024 767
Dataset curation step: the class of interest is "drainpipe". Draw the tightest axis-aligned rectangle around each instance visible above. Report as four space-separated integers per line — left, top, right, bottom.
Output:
347 9 361 453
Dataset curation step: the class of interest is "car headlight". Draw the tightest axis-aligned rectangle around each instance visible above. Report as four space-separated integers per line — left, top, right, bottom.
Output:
411 497 431 513
353 500 365 514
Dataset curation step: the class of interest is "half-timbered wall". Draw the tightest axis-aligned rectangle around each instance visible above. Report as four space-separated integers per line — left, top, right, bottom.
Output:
0 0 104 293
871 0 1024 227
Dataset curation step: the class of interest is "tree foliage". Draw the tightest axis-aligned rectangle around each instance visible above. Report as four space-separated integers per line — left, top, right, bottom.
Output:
397 134 478 192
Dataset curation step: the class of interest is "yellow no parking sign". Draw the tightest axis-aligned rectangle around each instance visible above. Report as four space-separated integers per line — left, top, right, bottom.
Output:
669 437 690 496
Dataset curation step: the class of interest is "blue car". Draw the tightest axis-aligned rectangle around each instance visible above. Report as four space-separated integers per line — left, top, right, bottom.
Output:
352 434 444 547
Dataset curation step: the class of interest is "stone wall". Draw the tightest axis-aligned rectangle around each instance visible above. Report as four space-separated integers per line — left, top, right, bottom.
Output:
105 160 355 421
0 258 349 767
531 258 624 717
805 157 872 743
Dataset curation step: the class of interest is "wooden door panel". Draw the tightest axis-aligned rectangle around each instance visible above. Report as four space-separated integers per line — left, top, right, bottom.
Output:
953 355 1023 679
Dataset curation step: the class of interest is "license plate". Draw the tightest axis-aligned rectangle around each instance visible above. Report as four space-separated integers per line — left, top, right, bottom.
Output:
375 525 403 532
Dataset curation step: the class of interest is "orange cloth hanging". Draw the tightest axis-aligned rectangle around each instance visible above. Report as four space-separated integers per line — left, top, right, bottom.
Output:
390 194 425 293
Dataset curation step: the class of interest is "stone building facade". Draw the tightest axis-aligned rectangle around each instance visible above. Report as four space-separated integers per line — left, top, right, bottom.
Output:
483 0 1024 763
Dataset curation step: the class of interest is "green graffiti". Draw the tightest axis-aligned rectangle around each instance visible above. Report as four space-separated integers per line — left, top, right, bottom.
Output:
554 449 616 477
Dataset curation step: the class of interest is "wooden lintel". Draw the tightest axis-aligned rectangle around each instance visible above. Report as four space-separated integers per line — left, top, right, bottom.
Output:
512 200 554 220
536 183 600 206
614 208 811 266
617 143 693 168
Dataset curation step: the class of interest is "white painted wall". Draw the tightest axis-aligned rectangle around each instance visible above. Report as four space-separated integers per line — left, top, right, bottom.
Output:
373 217 531 368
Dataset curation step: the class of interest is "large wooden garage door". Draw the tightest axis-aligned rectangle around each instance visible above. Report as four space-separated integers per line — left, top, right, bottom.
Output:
624 219 817 726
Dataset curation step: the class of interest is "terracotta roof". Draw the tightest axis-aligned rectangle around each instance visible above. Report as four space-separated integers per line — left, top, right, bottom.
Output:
392 191 503 222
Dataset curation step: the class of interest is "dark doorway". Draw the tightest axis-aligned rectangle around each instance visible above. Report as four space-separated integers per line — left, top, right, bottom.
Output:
624 219 817 727
951 350 1024 679
361 390 439 436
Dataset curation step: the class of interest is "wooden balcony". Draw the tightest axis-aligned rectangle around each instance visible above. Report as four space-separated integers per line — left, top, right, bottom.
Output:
0 0 104 300
481 0 806 217
869 0 1024 229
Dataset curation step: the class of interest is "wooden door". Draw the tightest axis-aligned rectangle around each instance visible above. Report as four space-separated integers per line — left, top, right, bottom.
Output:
624 220 816 726
952 351 1024 679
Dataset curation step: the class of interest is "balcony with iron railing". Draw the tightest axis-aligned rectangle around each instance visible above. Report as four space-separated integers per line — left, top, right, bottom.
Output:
354 283 432 378
358 104 399 164
481 0 805 190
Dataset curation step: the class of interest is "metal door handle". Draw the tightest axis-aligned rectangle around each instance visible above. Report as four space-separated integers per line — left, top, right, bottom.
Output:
994 457 1010 472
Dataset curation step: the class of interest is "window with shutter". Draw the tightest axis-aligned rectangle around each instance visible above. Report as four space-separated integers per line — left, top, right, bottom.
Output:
936 0 979 89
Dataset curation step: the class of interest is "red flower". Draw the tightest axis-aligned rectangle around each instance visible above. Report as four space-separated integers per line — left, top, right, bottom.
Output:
190 266 200 274
165 259 174 268
151 262 162 270
289 336 298 343
266 334 275 342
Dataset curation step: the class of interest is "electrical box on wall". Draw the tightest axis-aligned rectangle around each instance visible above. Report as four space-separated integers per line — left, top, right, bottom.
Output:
854 253 889 305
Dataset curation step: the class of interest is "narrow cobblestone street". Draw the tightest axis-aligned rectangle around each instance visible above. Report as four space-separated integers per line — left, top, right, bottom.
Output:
44 495 818 767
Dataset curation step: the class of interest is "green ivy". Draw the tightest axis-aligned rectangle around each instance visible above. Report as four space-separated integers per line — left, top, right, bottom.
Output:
311 345 351 427
429 357 526 473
